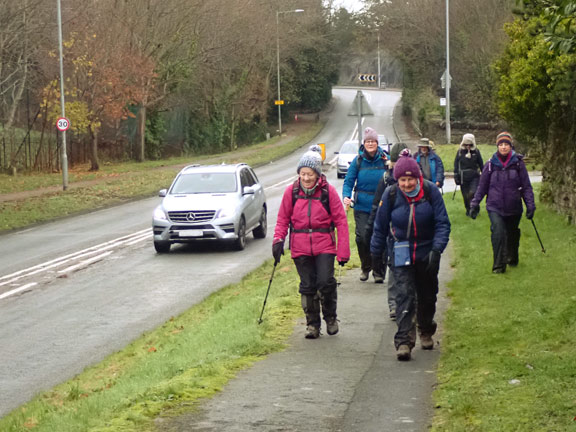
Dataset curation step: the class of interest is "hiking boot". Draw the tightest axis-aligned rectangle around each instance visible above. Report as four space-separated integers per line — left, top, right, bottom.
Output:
421 334 434 350
373 273 384 284
396 345 411 361
359 271 369 281
304 325 320 339
507 258 518 267
325 317 339 335
492 267 505 274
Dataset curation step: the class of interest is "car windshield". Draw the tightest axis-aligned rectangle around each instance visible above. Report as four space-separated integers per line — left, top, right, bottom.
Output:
340 142 358 154
171 172 237 194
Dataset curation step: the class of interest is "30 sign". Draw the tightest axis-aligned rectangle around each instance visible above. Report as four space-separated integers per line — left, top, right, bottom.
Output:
56 117 70 132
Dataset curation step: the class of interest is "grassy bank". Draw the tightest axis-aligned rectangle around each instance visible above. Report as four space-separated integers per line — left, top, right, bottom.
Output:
0 122 323 231
433 184 576 431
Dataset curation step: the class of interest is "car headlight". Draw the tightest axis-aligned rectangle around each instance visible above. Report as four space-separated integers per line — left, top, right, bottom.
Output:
216 207 236 219
153 206 168 221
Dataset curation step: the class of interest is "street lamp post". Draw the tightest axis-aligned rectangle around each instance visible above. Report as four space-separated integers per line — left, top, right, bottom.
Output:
56 0 68 190
276 9 304 136
445 0 451 144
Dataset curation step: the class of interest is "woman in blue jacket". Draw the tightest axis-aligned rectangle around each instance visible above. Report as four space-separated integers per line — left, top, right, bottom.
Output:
370 151 451 361
342 127 387 282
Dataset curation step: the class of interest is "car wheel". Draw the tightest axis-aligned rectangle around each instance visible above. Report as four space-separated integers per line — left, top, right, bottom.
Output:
337 173 343 179
154 241 171 254
233 217 246 251
253 208 267 239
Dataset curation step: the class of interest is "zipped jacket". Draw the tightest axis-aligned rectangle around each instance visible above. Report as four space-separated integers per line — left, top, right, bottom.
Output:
274 176 350 262
415 152 445 187
470 151 535 217
454 146 483 183
342 147 387 213
370 179 451 262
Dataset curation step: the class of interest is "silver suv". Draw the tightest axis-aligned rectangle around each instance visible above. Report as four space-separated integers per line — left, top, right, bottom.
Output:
152 163 267 253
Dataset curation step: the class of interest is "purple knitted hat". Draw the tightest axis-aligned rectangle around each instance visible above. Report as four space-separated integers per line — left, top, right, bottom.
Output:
393 154 421 180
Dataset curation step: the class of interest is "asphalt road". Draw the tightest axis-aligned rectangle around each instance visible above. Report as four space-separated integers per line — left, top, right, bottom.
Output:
0 88 402 418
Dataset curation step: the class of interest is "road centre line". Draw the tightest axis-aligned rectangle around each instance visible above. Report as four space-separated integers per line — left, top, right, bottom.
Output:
265 176 297 191
57 251 114 273
0 282 38 301
0 229 151 287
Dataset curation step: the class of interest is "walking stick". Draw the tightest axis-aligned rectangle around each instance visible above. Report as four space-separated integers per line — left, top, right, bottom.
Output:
336 264 343 288
452 184 458 200
530 219 546 253
258 262 277 324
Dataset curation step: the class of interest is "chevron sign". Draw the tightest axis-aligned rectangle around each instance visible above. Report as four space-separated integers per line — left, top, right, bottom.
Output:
358 74 376 82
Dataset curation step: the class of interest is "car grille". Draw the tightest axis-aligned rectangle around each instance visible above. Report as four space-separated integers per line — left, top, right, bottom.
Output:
168 210 215 223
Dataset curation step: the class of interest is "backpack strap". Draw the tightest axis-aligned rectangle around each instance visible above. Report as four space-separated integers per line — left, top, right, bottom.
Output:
292 175 330 215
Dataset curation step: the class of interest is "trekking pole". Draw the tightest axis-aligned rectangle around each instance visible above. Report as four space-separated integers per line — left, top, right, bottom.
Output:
530 219 546 253
336 264 343 288
452 184 458 200
258 262 277 324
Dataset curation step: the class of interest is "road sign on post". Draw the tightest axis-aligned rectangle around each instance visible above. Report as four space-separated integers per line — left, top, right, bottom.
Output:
357 74 376 82
56 117 70 132
347 91 374 146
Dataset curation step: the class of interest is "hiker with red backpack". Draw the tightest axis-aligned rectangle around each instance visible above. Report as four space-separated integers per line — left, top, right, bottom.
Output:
370 151 451 361
272 151 350 339
469 132 535 274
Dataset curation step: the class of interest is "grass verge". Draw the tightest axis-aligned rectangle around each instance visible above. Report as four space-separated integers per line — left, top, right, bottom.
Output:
0 122 324 231
433 184 576 431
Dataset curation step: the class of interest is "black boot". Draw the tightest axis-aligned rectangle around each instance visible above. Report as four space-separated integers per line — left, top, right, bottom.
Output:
301 294 321 339
320 290 339 335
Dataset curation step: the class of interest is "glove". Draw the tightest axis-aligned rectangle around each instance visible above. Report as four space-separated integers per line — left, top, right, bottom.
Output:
426 250 441 274
469 206 479 219
454 177 461 186
526 208 535 220
338 259 348 267
272 241 284 264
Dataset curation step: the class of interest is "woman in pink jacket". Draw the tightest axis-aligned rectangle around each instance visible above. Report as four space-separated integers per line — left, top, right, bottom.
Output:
273 151 350 339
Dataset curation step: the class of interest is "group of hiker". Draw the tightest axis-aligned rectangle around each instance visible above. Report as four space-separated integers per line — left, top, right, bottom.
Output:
271 127 535 361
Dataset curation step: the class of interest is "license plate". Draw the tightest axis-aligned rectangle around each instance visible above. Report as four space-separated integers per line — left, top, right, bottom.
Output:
179 230 203 237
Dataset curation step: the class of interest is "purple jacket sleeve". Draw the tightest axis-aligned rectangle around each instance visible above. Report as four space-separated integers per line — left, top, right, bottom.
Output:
518 159 536 212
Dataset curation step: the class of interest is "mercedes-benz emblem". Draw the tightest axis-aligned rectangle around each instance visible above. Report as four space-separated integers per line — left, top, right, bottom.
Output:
186 212 196 222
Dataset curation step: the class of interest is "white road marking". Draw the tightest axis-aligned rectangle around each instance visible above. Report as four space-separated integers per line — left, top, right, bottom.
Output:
0 282 38 300
57 251 114 273
0 229 151 288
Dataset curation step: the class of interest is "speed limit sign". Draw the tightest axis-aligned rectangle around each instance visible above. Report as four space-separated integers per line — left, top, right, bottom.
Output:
56 117 70 132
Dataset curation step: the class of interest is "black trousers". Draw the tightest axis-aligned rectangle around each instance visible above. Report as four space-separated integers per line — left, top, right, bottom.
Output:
488 211 522 271
354 210 372 273
460 177 479 212
294 254 337 326
392 258 439 349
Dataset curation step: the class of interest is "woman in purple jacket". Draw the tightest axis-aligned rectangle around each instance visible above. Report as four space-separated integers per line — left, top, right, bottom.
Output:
469 132 535 274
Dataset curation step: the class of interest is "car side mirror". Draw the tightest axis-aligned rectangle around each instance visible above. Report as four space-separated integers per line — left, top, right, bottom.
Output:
243 186 255 195
159 189 167 197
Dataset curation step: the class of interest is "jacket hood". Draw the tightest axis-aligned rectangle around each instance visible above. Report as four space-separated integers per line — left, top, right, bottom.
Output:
459 133 477 151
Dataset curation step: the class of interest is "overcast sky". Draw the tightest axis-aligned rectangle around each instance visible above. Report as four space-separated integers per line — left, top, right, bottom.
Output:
333 0 365 12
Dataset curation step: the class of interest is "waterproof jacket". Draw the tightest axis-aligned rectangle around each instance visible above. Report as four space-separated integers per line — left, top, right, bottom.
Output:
415 152 445 187
366 168 396 237
370 179 451 263
342 146 387 213
274 176 350 262
454 144 483 184
470 151 535 217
